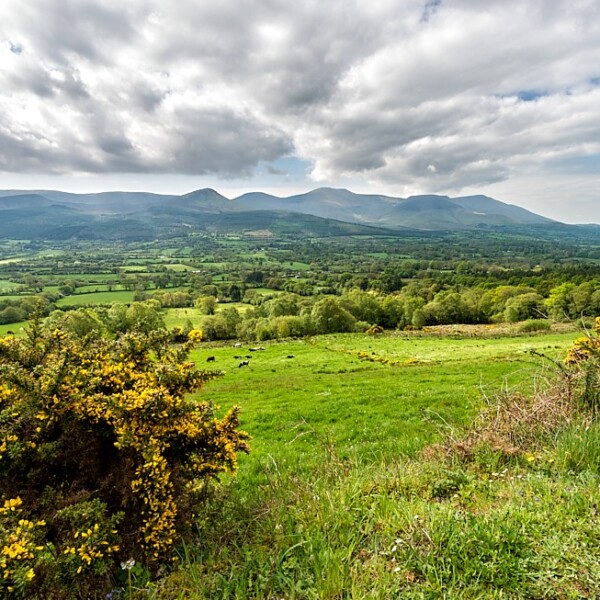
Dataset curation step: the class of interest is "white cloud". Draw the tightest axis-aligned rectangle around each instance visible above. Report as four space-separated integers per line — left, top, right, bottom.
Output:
0 0 599 220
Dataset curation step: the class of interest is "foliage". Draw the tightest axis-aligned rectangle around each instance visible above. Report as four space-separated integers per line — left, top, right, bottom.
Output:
365 324 384 335
0 321 249 597
564 316 600 408
310 297 356 334
517 318 551 332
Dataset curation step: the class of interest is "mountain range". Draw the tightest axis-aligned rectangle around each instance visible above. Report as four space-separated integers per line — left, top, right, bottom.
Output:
0 187 566 240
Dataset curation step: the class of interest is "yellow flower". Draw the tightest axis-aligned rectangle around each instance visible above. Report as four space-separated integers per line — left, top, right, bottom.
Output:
3 498 22 511
187 329 203 343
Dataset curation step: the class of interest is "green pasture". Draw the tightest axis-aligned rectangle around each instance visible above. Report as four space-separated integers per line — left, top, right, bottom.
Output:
0 257 27 265
0 280 22 293
163 308 203 328
56 290 135 306
190 330 577 471
164 328 597 599
162 303 251 328
0 294 31 301
165 263 194 272
285 261 311 270
38 273 118 282
0 321 27 336
74 284 111 293
252 287 284 295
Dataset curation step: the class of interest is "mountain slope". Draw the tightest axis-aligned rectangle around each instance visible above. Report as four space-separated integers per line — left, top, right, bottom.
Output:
450 195 555 225
235 188 557 230
0 187 562 239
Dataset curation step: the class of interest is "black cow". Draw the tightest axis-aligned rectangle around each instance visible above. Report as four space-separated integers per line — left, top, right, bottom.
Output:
206 356 215 362
239 360 250 368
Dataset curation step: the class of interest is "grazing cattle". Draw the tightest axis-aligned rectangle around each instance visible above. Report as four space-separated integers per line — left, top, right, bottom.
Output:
233 355 242 359
233 342 242 348
206 356 215 363
245 355 252 359
286 354 295 359
239 360 250 368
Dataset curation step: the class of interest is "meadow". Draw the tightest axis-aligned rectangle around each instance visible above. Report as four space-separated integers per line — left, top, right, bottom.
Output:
190 329 576 465
151 326 600 599
55 290 136 306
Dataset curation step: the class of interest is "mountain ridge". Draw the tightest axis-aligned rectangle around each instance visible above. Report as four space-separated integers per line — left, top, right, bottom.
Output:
0 187 566 240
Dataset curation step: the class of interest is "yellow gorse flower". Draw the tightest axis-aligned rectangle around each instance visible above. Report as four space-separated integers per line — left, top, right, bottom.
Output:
1 320 249 590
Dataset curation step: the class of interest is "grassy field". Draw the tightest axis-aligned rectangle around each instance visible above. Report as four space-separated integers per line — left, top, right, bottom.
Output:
0 280 22 292
163 304 252 328
1 319 597 597
190 330 576 467
56 290 135 306
150 328 600 598
0 321 27 336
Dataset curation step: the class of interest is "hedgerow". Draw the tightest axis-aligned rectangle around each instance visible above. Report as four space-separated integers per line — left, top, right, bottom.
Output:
0 320 249 598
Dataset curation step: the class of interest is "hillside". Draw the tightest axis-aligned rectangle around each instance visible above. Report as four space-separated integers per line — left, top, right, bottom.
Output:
0 187 564 240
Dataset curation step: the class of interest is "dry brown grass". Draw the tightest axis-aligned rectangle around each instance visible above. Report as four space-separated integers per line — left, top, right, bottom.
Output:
425 375 585 462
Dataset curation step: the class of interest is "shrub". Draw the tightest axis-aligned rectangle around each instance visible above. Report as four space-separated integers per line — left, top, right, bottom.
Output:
517 318 551 333
0 320 249 597
365 324 384 335
564 316 600 409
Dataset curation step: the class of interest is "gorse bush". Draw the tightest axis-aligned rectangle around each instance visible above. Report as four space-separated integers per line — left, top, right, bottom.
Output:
0 320 249 597
564 316 600 409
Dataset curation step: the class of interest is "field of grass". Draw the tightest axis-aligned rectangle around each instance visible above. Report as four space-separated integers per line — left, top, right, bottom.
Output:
190 331 576 466
0 321 27 336
0 280 22 293
0 257 26 265
1 312 597 597
251 287 284 296
0 294 32 301
55 290 135 306
163 304 252 328
148 328 600 598
38 273 118 282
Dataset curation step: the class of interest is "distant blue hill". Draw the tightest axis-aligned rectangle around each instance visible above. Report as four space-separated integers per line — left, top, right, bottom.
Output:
0 186 569 240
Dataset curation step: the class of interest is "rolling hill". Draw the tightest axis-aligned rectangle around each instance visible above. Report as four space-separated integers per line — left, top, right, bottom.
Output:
0 186 563 240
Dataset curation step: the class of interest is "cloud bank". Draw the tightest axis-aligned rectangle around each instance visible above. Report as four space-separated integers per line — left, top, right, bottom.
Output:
1 0 599 215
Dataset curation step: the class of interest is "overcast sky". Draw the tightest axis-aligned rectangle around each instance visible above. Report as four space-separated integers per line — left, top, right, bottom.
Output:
1 0 599 223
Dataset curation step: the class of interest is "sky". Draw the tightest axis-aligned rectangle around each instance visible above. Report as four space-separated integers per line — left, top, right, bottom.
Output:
1 0 599 223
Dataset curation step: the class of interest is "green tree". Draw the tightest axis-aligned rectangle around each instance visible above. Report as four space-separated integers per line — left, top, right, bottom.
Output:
311 298 356 334
504 293 545 323
196 295 217 315
545 283 576 321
